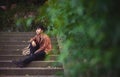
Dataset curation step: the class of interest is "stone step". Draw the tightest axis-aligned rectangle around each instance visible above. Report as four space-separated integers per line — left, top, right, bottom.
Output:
0 41 57 45
0 38 56 42
0 45 27 49
0 75 61 77
0 55 58 61
0 32 63 76
0 41 29 45
0 32 35 36
0 33 54 37
0 49 59 55
0 67 64 75
0 36 56 40
0 49 27 55
0 60 62 67
0 34 34 37
0 45 59 49
0 37 32 40
1 34 31 38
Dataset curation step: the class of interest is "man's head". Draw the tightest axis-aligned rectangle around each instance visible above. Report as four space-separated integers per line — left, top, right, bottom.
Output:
36 24 46 35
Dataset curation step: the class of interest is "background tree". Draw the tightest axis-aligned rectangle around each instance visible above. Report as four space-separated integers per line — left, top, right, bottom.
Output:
0 0 47 31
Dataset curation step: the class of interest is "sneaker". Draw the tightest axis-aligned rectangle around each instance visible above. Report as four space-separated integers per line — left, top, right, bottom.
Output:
12 60 25 68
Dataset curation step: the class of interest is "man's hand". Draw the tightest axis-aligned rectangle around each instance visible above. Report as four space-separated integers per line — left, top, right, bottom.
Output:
29 38 33 42
34 50 49 55
32 41 36 47
34 50 39 54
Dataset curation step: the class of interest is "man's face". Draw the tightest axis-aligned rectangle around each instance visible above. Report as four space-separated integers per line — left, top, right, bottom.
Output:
36 28 43 35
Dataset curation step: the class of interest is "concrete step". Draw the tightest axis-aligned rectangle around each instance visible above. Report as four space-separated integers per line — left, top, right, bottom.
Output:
0 60 62 67
0 32 35 36
0 41 29 45
0 33 57 44
0 55 58 61
0 49 27 55
0 45 59 50
0 49 59 55
0 32 63 76
0 37 56 41
0 75 61 77
0 67 64 75
0 37 31 40
0 45 27 49
0 41 57 45
0 32 56 39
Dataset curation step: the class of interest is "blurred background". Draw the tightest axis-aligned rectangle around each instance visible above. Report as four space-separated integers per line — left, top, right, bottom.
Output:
0 0 47 32
0 0 120 77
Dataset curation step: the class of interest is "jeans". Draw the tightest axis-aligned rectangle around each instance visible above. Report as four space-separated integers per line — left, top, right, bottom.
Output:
20 43 46 65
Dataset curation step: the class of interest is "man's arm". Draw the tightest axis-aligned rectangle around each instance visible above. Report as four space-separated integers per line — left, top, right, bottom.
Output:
29 35 37 42
34 35 49 54
29 35 37 47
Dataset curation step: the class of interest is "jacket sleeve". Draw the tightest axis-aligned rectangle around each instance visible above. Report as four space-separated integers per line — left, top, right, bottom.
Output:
36 35 50 52
30 35 37 42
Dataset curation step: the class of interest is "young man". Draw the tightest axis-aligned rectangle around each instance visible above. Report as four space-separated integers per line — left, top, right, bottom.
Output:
12 25 52 67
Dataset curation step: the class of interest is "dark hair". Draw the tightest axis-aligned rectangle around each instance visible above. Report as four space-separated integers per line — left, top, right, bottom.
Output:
36 24 47 31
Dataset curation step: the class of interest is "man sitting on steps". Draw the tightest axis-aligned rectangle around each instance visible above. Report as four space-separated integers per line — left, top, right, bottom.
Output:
12 24 52 67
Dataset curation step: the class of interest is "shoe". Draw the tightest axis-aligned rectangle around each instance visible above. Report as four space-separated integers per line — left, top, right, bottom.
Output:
12 60 25 68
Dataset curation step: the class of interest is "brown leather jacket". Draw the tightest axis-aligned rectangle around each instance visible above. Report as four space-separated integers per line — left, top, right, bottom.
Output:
30 33 52 54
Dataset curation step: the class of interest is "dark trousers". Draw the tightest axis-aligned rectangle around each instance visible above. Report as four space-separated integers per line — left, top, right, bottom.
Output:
20 43 46 65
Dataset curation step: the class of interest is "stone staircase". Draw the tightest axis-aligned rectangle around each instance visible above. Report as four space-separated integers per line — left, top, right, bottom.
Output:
0 32 64 77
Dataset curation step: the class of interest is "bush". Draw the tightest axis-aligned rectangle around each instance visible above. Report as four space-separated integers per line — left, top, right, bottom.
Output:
43 0 120 77
0 0 47 32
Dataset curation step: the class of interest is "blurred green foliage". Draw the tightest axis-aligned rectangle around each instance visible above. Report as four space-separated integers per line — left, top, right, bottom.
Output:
39 0 120 77
0 0 47 32
0 0 120 77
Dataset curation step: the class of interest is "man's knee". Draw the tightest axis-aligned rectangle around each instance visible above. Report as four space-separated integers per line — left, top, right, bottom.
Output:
31 41 36 47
